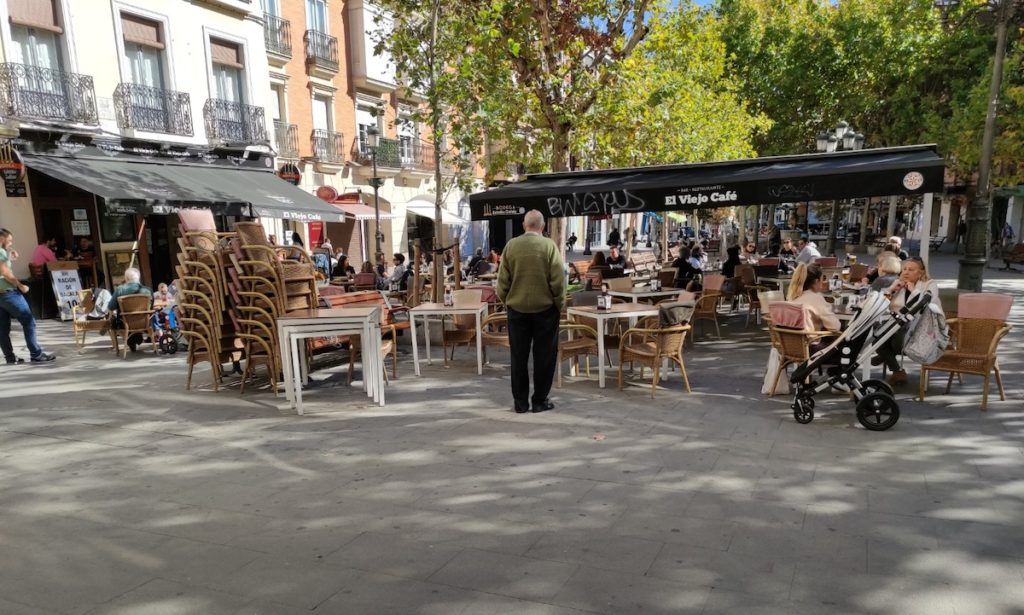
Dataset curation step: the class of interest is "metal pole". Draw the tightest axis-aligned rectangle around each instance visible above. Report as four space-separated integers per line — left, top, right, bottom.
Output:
827 199 841 255
372 148 382 262
959 7 1009 292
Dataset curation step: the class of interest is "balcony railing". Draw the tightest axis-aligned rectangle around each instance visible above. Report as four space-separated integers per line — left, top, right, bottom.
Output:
303 30 339 73
203 98 267 144
274 120 299 158
263 13 292 58
402 141 437 173
0 62 98 125
355 136 401 168
311 129 345 164
113 83 193 136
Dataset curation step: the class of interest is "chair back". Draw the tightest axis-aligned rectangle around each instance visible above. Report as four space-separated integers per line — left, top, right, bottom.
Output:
703 274 725 292
179 210 218 233
605 277 633 292
938 288 962 319
353 272 378 289
849 263 869 282
694 290 721 316
758 257 780 268
676 290 697 303
77 289 96 312
656 324 688 357
453 288 482 307
815 256 838 267
754 264 778 280
584 269 604 289
735 264 757 286
958 293 1013 321
117 294 152 330
768 301 810 330
658 269 675 287
758 290 785 313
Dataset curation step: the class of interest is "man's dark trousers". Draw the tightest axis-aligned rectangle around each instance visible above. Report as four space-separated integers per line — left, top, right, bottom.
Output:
506 305 560 410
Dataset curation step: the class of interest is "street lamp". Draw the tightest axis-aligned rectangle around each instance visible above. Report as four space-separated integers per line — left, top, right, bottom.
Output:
815 121 866 254
934 0 1023 291
366 125 384 263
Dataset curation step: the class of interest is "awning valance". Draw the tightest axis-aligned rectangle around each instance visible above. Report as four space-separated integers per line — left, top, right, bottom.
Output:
22 154 346 222
407 202 468 226
470 145 946 220
332 202 401 221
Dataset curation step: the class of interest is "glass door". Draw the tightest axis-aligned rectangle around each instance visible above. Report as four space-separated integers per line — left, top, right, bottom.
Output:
126 44 169 131
9 25 69 119
214 64 245 140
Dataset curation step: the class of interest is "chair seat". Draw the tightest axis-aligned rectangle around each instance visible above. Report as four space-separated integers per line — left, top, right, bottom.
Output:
927 353 991 372
562 338 597 353
621 341 658 359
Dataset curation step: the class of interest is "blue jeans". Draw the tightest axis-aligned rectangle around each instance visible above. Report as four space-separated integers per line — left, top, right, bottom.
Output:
0 290 42 360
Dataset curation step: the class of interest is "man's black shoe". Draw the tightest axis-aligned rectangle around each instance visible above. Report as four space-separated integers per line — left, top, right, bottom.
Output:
532 399 554 413
30 352 55 363
514 403 530 414
870 355 884 367
5 356 25 365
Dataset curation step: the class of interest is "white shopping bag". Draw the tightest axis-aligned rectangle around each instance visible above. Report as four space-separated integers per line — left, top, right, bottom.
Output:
762 348 790 395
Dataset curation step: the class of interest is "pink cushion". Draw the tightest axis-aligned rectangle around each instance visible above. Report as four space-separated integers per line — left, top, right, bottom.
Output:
179 210 217 233
769 302 810 330
958 293 1013 320
677 290 697 303
353 272 377 286
318 286 345 297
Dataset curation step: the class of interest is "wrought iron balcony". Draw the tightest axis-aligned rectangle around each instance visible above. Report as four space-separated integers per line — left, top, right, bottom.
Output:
113 83 193 136
303 30 339 73
402 141 437 173
0 62 98 125
311 129 345 164
274 120 299 158
355 135 401 168
263 13 292 58
203 98 267 144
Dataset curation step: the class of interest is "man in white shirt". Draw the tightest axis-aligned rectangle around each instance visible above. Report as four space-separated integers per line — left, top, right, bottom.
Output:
795 238 821 264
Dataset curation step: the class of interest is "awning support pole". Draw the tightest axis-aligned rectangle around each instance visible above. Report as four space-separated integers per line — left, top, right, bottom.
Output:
920 192 933 269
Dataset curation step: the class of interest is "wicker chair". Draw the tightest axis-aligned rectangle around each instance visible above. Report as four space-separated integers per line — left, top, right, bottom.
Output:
617 316 691 397
442 289 482 365
110 294 155 358
691 291 723 339
735 265 767 326
848 263 870 283
557 321 599 387
919 293 1013 409
481 312 511 363
765 303 831 397
71 289 111 350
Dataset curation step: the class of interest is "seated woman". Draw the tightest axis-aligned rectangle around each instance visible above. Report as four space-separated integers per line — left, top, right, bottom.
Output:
863 250 898 284
721 245 742 278
332 254 356 279
786 263 841 334
740 241 760 265
671 251 700 290
687 245 707 271
869 254 901 291
872 257 941 385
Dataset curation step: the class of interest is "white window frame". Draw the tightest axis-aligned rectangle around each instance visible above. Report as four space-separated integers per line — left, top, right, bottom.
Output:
0 0 77 74
112 4 175 92
305 0 328 33
202 27 253 106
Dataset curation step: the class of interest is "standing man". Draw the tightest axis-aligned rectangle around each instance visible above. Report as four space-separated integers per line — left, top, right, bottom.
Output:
0 229 56 364
497 210 565 414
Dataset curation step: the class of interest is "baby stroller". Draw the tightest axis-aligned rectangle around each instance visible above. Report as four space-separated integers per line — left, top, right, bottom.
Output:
788 290 933 431
153 305 183 354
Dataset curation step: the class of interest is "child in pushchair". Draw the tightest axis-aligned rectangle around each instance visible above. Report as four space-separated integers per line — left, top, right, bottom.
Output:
151 304 182 354
787 289 935 431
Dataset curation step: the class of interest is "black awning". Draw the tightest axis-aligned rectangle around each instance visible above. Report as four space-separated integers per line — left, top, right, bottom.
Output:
22 154 345 222
469 145 946 220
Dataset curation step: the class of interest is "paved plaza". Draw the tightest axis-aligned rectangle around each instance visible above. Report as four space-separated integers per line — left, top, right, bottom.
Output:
1 251 1022 614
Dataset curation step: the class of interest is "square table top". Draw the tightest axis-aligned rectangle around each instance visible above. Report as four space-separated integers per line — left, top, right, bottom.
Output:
568 303 660 316
279 306 380 321
411 302 488 313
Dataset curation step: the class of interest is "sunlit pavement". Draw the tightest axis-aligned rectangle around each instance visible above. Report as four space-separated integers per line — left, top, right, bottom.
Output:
1 249 1022 615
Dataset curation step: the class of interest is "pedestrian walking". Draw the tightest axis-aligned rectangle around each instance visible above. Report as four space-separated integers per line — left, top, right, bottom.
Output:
0 229 56 364
1002 223 1015 248
497 210 565 414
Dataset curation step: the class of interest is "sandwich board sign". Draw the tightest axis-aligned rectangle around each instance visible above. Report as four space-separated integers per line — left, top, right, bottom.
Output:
48 261 82 321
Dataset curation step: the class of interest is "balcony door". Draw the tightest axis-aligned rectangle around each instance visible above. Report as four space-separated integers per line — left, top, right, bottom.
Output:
9 25 70 119
312 95 331 159
306 0 327 32
210 39 247 141
398 117 417 165
356 105 378 156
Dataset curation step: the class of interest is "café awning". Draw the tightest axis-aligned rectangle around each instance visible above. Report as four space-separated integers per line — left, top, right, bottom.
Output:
470 145 945 220
328 192 401 220
406 201 469 226
22 154 346 222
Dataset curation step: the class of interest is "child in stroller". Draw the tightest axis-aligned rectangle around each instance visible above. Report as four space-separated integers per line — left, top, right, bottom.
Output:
787 289 935 431
151 284 182 354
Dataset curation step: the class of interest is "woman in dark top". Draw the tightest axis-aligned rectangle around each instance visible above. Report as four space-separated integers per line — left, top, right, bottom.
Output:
291 232 304 248
332 254 355 278
721 245 742 278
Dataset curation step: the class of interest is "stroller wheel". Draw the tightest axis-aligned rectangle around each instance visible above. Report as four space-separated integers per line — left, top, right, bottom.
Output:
793 398 814 424
159 335 176 354
856 392 900 431
861 379 895 397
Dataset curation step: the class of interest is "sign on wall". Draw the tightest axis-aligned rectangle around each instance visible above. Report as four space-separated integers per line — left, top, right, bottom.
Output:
0 140 27 198
48 261 82 322
71 220 90 236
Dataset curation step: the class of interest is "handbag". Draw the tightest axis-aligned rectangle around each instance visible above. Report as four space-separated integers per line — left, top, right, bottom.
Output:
762 348 790 395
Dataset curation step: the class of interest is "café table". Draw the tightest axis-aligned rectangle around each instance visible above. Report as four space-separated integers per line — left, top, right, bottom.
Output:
757 274 792 296
277 306 384 415
410 302 488 376
607 287 682 304
566 303 660 388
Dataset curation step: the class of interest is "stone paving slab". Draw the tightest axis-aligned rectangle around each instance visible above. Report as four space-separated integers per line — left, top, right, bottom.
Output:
0 253 1022 614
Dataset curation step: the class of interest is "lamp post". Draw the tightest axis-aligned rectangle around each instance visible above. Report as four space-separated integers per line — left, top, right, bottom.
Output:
934 0 1023 291
366 125 384 263
815 121 866 255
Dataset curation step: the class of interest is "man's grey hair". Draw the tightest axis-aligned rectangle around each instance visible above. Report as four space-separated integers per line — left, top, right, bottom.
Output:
124 268 141 283
523 210 545 231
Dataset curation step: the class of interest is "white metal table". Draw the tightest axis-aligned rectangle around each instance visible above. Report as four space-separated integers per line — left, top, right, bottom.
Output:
608 288 682 304
566 303 660 388
276 306 384 414
409 302 488 376
757 275 793 297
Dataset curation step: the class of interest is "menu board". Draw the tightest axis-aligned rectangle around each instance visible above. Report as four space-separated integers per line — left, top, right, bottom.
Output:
48 261 82 322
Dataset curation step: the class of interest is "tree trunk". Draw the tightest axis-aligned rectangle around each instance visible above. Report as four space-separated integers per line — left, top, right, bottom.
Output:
549 125 571 260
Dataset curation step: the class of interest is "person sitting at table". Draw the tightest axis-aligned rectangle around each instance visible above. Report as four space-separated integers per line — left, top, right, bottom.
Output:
489 249 501 265
779 238 798 259
605 246 627 278
688 245 707 271
466 249 484 273
869 254 902 291
332 254 355 279
887 236 910 260
30 237 61 267
795 237 821 264
672 251 700 291
721 244 742 278
739 241 759 265
786 263 840 334
108 268 153 351
872 257 941 384
863 250 897 285
381 253 407 290
71 237 95 259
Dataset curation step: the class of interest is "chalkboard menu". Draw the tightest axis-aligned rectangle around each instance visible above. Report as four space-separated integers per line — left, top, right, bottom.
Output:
0 140 26 197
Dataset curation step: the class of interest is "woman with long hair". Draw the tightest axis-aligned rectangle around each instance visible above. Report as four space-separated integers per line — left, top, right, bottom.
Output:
872 257 941 384
786 263 840 333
